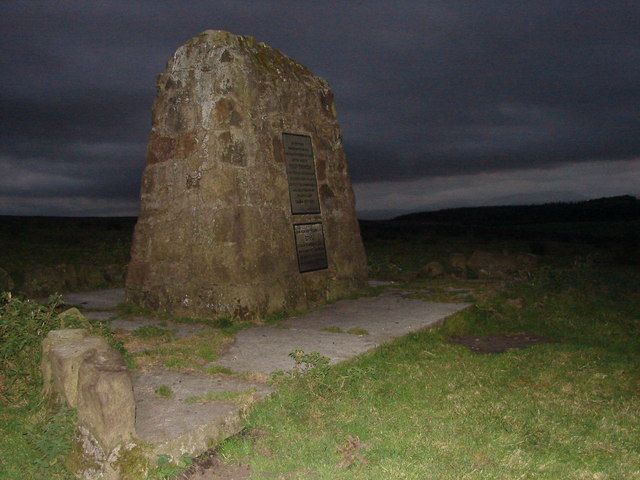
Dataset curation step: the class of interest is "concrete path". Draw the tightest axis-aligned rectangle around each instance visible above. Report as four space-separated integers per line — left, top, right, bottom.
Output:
133 369 271 458
58 286 469 460
62 288 124 310
215 291 467 374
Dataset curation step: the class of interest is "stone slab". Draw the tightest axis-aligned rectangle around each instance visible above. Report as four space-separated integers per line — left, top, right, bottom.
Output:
133 369 271 459
50 286 469 464
84 311 115 321
110 318 205 339
62 288 125 310
215 292 470 374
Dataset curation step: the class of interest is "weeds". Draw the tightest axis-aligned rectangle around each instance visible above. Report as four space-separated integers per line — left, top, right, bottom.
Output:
321 326 343 333
184 389 256 405
346 328 369 336
132 327 233 372
203 365 235 376
154 385 173 398
133 326 173 340
0 294 80 479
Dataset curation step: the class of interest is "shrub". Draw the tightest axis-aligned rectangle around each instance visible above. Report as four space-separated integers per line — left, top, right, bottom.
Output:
0 293 84 400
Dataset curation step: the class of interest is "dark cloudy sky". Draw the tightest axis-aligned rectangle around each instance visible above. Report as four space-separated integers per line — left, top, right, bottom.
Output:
2 1 639 218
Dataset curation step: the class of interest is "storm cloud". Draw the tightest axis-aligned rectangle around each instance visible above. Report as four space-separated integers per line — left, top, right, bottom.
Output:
1 1 639 217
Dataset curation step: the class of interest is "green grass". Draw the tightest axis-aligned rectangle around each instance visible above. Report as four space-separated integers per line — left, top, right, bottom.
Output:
154 385 173 398
184 389 256 405
117 303 250 333
204 365 235 376
0 295 85 479
1 214 639 478
346 328 369 336
217 263 640 479
263 310 289 325
0 217 133 295
132 326 234 372
322 326 343 333
133 325 173 340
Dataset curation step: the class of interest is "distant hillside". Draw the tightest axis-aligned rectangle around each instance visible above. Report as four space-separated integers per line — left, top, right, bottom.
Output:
393 196 640 226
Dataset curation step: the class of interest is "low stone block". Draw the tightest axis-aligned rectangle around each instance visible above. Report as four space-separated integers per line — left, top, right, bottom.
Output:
77 349 136 453
42 328 88 400
49 335 111 407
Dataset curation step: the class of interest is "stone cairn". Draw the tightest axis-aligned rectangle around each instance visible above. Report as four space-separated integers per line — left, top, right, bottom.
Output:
126 31 367 319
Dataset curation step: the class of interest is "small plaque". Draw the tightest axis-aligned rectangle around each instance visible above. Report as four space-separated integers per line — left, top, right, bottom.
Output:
293 223 328 273
283 133 320 214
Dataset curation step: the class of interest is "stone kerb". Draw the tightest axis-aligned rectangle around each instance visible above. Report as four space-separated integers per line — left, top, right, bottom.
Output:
41 328 136 454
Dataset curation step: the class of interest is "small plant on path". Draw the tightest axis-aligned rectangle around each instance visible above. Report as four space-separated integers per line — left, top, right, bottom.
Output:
154 385 173 398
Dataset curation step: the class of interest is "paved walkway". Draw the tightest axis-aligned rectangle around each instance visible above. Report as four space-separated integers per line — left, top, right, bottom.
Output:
216 291 467 373
60 286 469 459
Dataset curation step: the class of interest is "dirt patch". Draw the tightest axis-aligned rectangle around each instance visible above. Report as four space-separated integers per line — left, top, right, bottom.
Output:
449 333 550 353
178 453 250 480
336 435 368 468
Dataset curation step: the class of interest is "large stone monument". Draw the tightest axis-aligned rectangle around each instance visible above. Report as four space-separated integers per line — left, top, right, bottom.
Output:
126 30 367 319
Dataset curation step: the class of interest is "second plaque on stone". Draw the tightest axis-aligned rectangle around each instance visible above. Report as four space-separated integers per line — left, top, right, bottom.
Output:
293 222 328 273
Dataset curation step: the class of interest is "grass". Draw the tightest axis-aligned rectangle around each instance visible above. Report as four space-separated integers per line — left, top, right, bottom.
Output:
262 310 289 325
322 326 343 333
132 326 234 371
0 294 198 479
204 365 235 376
0 295 87 479
1 212 639 478
113 308 251 373
184 389 256 405
0 217 133 295
346 328 369 336
216 262 640 479
154 385 173 398
117 303 251 334
133 325 173 340
321 326 370 336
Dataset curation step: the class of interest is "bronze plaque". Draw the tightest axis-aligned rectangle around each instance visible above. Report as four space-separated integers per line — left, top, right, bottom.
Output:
283 133 320 214
293 222 328 272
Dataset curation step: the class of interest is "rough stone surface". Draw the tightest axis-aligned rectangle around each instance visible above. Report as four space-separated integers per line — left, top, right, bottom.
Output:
42 329 112 407
133 369 271 459
77 349 136 453
42 286 471 470
57 307 87 327
84 311 115 321
126 30 367 319
110 317 204 339
42 328 89 401
41 326 136 457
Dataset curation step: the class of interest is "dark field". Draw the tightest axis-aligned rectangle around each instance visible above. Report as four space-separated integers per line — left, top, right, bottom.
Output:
0 216 135 296
1 196 638 296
